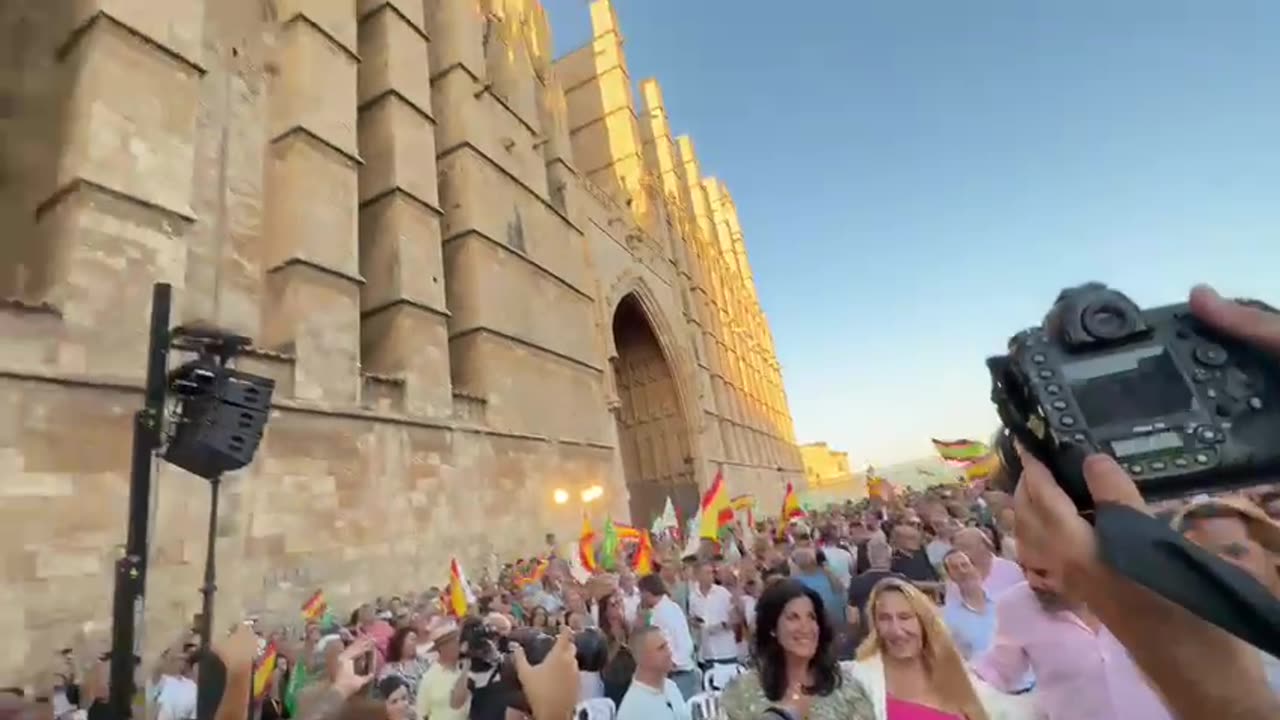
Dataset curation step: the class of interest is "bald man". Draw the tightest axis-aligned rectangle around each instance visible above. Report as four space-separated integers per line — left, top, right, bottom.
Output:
945 527 1025 607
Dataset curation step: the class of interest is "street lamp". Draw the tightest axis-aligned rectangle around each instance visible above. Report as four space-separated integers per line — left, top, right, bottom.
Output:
553 488 570 505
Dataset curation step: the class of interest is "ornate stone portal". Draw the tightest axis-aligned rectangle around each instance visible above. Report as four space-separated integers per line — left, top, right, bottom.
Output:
0 0 802 681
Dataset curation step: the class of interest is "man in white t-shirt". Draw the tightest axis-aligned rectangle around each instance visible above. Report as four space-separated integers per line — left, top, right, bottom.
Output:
616 626 690 720
687 561 737 667
638 573 698 699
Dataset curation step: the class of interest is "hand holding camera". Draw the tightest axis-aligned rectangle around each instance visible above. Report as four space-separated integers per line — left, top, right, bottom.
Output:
989 282 1280 511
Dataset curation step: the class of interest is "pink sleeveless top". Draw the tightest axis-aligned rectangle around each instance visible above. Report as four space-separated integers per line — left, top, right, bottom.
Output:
886 696 964 720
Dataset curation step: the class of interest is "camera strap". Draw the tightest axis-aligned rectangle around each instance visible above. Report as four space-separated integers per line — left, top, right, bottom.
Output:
1094 503 1280 657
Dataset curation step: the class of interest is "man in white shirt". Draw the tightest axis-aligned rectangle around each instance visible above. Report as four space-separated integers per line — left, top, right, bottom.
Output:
154 653 198 720
687 561 737 668
818 527 855 588
618 570 642 627
616 626 691 720
637 573 699 700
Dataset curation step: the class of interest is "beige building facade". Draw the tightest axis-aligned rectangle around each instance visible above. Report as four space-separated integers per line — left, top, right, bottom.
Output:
800 441 853 487
0 0 802 680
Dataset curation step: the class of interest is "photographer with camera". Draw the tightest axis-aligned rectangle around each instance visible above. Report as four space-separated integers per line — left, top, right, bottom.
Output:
995 284 1280 720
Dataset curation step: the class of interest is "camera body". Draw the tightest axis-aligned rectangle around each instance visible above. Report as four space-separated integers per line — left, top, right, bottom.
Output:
460 617 504 673
988 282 1280 510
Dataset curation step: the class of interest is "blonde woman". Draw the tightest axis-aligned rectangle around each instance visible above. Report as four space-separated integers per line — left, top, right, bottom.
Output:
845 579 1036 720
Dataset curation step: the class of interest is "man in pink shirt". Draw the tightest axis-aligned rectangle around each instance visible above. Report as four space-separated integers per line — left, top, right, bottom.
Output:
972 545 1173 720
944 527 1024 606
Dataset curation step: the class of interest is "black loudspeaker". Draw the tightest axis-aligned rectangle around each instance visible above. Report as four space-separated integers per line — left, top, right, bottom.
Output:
165 365 275 479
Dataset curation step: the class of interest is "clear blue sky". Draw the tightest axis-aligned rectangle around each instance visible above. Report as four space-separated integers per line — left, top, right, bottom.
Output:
545 0 1279 466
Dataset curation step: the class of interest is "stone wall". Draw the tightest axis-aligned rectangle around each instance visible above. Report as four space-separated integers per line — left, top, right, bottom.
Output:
0 0 804 684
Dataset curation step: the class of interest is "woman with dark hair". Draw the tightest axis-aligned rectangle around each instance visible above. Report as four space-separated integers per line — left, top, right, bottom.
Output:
722 580 874 720
595 592 637 706
375 627 428 713
373 676 413 720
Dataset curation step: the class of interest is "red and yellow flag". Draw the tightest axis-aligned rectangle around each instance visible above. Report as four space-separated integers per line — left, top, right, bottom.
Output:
514 557 549 589
780 483 804 523
300 590 326 622
963 452 1000 483
632 530 655 575
730 494 757 528
578 515 599 573
252 642 278 700
698 468 733 540
868 473 896 501
448 558 472 617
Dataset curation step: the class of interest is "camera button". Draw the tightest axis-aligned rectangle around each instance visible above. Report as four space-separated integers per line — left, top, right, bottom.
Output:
1050 399 1068 411
1248 397 1264 410
1149 461 1167 471
1194 453 1211 465
1196 426 1218 442
1128 464 1144 475
1059 415 1076 427
1192 368 1212 383
1037 369 1054 379
1194 343 1228 367
1173 457 1190 468
1045 383 1061 395
1032 353 1047 364
1205 388 1218 399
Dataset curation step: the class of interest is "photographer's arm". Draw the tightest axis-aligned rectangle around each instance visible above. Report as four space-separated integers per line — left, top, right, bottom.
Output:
449 660 471 710
1017 450 1280 719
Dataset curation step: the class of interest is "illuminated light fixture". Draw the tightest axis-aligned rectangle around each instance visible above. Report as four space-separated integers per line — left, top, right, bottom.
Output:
553 488 570 505
581 485 604 503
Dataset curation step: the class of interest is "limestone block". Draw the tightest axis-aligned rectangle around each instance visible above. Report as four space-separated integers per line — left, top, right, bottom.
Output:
431 70 548 197
360 304 453 416
262 264 362 404
422 0 486 80
270 20 359 158
358 99 440 208
436 148 583 291
59 22 199 219
275 0 359 58
443 234 597 367
357 6 433 115
358 194 447 312
35 547 103 579
72 0 206 69
358 0 426 29
264 135 359 276
448 330 607 443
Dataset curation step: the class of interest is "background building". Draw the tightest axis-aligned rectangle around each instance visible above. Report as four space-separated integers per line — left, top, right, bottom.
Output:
0 0 801 680
799 441 853 487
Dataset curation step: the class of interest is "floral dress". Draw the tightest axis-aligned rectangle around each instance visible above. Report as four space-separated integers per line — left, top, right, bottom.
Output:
721 665 876 720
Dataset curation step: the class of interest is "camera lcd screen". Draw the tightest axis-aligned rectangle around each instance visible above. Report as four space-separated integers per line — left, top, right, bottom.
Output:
1111 431 1183 458
1061 346 1194 427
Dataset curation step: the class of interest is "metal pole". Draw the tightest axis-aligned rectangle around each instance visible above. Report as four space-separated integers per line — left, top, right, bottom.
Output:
198 476 221 651
108 283 172 720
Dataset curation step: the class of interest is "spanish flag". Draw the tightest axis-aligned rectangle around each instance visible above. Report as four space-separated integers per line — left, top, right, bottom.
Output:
300 590 326 622
514 557 549 589
448 558 472 617
730 494 757 528
578 515 599 573
252 642 278 700
931 438 990 463
964 452 1000 483
632 530 655 575
697 468 733 540
867 473 896 501
780 482 803 524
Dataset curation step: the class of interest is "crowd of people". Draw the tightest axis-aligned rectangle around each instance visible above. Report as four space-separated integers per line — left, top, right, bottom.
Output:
21 475 1280 720
9 288 1280 720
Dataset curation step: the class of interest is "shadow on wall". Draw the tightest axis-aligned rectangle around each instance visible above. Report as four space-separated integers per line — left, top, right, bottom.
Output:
0 0 76 302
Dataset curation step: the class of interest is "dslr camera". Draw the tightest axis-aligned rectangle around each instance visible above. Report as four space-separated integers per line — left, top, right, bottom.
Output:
987 282 1280 511
459 617 507 673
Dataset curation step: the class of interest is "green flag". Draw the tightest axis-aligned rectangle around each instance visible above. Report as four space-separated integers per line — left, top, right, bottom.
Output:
599 517 620 571
282 656 309 716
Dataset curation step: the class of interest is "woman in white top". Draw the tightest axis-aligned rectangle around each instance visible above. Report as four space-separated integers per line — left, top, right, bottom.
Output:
844 578 1037 720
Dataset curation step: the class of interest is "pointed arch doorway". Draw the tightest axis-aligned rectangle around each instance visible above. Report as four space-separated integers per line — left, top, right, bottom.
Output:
611 293 698 529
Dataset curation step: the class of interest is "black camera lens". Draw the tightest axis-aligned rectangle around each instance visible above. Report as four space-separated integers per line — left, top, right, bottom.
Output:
1082 300 1135 341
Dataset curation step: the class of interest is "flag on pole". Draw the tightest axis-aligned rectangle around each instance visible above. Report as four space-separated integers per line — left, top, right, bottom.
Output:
301 590 326 622
651 496 678 536
779 482 804 535
963 452 1000 483
448 558 473 617
252 642 278 700
632 530 655 575
599 517 620 571
931 438 990 463
578 515 599 573
698 468 733 540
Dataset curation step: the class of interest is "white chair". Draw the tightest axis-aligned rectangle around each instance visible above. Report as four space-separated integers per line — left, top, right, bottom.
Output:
686 691 723 720
574 696 617 720
702 663 746 692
